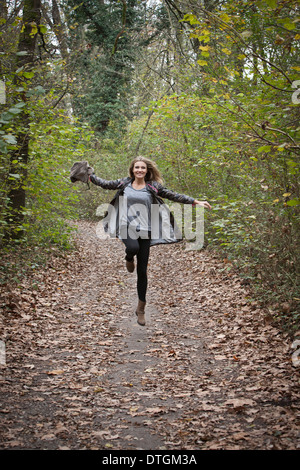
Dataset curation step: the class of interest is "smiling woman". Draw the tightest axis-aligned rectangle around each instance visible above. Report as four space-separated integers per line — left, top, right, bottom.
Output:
131 160 147 187
84 156 211 326
129 156 164 185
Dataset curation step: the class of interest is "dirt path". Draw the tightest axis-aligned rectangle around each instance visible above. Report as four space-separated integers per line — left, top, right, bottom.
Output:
0 221 299 450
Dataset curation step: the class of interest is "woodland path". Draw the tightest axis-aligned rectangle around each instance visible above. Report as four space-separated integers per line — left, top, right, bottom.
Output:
0 220 299 451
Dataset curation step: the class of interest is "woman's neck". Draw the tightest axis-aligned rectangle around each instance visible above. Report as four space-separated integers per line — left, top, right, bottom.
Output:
132 177 146 188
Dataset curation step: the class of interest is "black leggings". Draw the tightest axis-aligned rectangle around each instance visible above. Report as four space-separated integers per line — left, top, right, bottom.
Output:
122 234 151 302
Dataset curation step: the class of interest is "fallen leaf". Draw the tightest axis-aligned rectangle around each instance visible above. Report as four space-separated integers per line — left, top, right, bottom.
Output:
47 369 65 375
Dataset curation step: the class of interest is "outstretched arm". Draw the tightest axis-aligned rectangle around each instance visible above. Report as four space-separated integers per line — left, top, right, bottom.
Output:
89 174 126 190
156 183 211 209
156 184 195 204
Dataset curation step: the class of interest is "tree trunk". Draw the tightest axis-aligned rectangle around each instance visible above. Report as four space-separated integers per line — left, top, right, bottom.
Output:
6 0 41 240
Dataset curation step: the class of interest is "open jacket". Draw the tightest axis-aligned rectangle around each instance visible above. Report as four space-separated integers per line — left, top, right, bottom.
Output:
90 174 195 246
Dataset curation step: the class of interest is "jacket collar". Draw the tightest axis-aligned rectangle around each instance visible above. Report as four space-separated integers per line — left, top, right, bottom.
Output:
120 177 158 194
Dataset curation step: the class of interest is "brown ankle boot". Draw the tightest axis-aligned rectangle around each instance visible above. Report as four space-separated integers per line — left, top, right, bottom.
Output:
136 300 146 326
126 259 135 273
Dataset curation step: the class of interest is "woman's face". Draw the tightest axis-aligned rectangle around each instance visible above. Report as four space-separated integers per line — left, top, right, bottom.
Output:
133 161 148 180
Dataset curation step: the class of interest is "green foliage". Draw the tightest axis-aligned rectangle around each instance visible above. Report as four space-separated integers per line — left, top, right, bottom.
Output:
122 5 300 328
24 111 93 247
0 53 92 248
0 104 92 248
66 0 145 133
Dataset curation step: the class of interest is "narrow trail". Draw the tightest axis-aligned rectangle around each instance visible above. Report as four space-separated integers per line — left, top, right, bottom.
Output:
0 221 299 450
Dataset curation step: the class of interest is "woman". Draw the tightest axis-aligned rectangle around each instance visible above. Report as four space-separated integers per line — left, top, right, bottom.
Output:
89 156 211 326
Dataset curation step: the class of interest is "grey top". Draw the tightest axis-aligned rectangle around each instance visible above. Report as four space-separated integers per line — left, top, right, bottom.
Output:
119 183 153 236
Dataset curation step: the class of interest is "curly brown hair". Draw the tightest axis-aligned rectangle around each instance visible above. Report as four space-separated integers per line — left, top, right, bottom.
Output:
128 156 163 184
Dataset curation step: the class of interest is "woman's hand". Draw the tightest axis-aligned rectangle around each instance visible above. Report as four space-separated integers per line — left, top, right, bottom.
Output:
193 200 212 210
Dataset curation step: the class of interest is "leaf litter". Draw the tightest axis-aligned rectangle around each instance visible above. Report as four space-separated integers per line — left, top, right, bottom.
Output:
0 220 299 450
